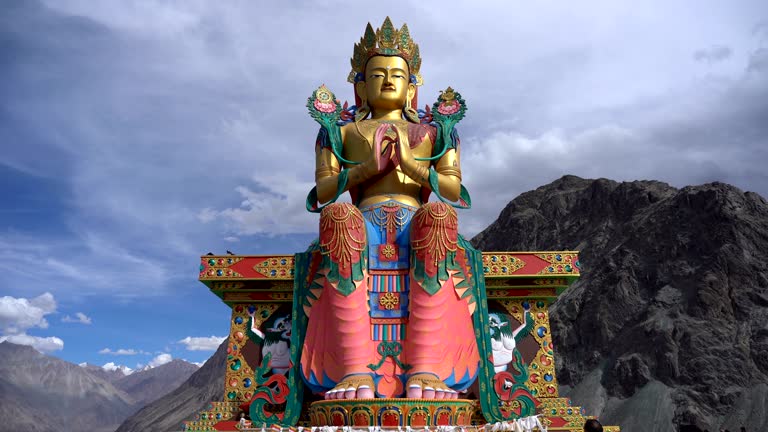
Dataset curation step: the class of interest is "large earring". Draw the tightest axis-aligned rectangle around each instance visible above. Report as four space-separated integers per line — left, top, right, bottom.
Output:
404 93 419 123
355 94 370 122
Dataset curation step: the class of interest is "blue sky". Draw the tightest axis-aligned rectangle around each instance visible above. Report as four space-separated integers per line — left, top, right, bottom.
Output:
1 0 766 370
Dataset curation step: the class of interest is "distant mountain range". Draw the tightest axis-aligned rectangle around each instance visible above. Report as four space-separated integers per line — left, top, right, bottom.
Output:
112 359 200 408
79 363 135 383
115 340 226 432
0 341 200 432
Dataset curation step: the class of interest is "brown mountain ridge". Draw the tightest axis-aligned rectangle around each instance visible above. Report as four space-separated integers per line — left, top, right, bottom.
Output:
115 340 226 432
472 175 768 432
0 341 135 432
0 341 200 432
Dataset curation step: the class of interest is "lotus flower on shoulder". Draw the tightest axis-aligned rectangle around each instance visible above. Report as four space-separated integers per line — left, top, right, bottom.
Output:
314 85 338 113
437 100 460 115
314 98 337 113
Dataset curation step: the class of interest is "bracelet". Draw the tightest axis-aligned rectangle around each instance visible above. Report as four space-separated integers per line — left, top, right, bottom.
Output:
435 166 462 180
315 167 340 179
404 163 430 185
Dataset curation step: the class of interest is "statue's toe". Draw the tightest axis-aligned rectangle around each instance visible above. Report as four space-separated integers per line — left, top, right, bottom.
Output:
422 386 436 399
406 374 455 400
356 385 374 399
328 374 375 400
407 384 423 398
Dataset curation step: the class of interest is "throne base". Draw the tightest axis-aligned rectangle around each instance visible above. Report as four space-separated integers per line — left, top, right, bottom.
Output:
308 398 477 427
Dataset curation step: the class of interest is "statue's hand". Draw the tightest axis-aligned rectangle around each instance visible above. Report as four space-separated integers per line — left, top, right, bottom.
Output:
358 123 401 180
392 129 431 185
358 144 395 180
394 131 416 173
376 124 400 172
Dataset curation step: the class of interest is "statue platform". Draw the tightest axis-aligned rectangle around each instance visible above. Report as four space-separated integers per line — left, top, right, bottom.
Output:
177 252 618 431
199 251 578 305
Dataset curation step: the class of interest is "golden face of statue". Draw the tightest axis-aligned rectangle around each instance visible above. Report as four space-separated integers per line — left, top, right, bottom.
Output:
357 55 415 114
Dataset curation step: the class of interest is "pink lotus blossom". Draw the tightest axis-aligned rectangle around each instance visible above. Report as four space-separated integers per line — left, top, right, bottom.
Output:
314 98 337 113
437 101 460 115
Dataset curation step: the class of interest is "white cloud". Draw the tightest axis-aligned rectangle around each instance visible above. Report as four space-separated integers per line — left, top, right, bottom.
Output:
178 335 226 351
99 347 145 355
102 362 134 375
197 208 217 224
199 177 317 236
0 233 172 300
0 333 64 353
0 293 56 334
45 258 93 282
148 353 173 367
0 1 765 310
42 0 203 36
458 126 647 235
101 362 120 371
0 294 63 353
62 312 92 324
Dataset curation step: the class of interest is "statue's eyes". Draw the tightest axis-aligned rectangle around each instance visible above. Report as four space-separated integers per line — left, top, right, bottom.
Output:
370 73 385 79
393 74 405 79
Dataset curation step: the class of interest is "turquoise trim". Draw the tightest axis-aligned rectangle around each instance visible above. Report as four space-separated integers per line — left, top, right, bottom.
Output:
428 168 472 209
306 169 350 213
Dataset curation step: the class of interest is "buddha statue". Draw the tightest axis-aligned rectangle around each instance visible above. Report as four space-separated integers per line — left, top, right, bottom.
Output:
296 17 483 401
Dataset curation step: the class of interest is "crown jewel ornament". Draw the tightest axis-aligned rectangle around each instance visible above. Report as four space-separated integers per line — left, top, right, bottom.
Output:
348 17 423 86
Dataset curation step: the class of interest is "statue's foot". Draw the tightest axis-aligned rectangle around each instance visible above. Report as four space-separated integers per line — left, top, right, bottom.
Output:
324 374 375 400
406 373 459 399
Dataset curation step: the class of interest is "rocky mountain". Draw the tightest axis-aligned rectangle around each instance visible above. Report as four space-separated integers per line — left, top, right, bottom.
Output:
115 340 227 432
80 363 133 383
113 359 200 407
472 175 768 432
0 342 201 432
0 341 136 432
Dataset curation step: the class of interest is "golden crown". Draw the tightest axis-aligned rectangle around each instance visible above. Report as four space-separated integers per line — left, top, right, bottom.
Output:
348 17 423 86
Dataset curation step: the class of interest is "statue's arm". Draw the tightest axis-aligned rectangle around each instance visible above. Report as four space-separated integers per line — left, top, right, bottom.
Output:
432 147 462 201
314 126 378 204
399 87 472 207
400 143 462 202
314 145 341 204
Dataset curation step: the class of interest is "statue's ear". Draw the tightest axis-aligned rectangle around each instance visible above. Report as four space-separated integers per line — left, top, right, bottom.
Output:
355 81 367 100
407 82 416 101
